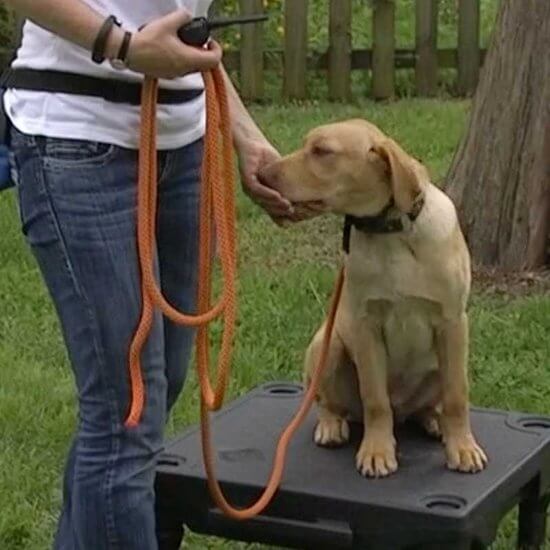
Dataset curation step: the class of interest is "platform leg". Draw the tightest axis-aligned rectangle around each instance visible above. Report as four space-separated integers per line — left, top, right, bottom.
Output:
437 542 473 550
414 539 475 550
156 508 184 550
517 488 550 550
155 484 185 550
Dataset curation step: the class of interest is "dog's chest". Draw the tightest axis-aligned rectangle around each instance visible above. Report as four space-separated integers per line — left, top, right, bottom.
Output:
368 298 441 414
366 297 439 365
346 232 434 302
345 238 444 409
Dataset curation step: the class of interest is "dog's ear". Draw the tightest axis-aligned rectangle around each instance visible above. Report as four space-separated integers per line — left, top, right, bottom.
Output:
371 139 425 213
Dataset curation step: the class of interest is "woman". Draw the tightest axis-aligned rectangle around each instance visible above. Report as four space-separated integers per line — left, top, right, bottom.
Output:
3 1 299 548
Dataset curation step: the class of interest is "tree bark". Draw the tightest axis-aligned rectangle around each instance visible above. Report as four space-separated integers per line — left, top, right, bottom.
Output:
445 0 550 271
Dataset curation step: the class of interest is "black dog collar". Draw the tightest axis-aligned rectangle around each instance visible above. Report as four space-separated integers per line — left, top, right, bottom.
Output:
342 195 425 253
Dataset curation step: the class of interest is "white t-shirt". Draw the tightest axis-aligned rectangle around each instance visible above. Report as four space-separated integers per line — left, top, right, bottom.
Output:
4 0 213 150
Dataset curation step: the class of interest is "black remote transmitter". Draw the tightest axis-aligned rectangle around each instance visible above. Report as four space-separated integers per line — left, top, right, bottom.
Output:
178 14 269 47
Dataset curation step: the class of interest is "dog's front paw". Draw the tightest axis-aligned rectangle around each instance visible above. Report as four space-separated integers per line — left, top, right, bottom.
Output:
445 434 487 473
314 416 350 447
356 436 398 478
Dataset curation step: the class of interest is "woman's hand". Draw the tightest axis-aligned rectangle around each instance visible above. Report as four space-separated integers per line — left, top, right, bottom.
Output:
237 137 326 226
125 9 222 78
237 137 294 225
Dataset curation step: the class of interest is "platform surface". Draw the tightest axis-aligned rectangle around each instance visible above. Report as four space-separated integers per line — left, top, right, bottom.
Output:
156 383 550 548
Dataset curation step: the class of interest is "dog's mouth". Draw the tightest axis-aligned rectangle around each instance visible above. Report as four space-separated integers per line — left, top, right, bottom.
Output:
256 171 328 215
290 200 327 212
285 200 329 222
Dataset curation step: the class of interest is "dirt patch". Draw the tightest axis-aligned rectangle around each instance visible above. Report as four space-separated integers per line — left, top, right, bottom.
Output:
241 211 550 300
472 267 550 297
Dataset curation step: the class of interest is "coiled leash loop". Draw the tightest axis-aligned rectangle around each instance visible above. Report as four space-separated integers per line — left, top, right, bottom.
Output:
128 66 344 520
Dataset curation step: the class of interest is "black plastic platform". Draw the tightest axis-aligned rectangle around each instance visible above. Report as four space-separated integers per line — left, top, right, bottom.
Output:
156 383 550 549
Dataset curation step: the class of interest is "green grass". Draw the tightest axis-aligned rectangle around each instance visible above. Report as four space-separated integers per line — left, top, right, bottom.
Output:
1 98 549 550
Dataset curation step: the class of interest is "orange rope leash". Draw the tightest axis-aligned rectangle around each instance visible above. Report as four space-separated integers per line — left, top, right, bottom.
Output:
126 67 344 521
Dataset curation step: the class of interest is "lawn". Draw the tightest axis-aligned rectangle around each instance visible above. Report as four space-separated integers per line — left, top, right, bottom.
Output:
1 98 549 550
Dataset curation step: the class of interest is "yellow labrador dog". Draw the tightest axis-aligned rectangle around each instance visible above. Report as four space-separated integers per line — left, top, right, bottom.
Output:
259 119 487 478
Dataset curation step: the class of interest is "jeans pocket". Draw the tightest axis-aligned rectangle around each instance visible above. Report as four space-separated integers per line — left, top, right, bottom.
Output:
38 136 117 168
12 151 54 241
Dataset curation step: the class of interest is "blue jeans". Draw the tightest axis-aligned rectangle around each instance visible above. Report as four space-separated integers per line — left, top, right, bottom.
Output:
10 127 202 549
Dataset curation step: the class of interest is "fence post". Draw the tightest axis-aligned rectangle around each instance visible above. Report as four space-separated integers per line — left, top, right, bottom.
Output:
328 0 352 101
284 0 309 100
239 0 265 101
2 14 24 67
415 0 438 96
372 0 395 100
458 0 480 96
207 1 226 48
207 2 218 17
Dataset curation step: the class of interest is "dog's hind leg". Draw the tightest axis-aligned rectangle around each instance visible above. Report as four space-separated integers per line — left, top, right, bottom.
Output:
304 323 360 447
413 405 443 439
405 371 443 439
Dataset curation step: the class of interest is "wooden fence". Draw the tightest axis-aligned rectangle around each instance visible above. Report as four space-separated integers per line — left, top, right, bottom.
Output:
0 0 487 101
225 0 486 101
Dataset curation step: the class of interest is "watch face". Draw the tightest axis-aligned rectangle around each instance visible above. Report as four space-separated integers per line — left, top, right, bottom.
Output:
109 58 127 71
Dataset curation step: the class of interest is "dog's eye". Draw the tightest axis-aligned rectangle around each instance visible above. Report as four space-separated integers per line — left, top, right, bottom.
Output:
311 144 334 157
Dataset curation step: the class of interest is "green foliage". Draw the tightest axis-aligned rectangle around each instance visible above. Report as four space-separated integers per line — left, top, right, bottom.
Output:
213 0 498 50
0 4 16 50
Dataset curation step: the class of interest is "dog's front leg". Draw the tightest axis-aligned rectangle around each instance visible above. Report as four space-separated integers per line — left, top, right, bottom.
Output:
353 322 397 478
436 313 487 473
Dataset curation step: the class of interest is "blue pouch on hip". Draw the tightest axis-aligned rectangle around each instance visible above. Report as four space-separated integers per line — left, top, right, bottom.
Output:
0 88 14 192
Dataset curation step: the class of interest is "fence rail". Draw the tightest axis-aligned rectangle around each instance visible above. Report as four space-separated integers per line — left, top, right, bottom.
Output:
0 0 487 101
236 0 485 100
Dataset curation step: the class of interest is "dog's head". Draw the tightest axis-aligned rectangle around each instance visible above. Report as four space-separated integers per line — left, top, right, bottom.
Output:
259 119 428 218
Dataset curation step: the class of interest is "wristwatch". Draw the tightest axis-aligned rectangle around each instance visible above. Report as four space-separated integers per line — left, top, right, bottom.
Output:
109 31 133 71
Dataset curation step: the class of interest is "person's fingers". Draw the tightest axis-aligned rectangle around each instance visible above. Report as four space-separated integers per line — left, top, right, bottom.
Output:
177 39 223 71
162 8 194 31
245 185 289 206
244 177 292 207
246 195 293 216
206 39 223 56
270 206 296 217
250 195 293 216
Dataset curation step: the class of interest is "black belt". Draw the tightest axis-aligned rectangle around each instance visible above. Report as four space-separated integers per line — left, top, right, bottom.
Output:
0 68 204 106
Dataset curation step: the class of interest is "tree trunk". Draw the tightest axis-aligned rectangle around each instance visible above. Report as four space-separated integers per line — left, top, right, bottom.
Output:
445 0 550 271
